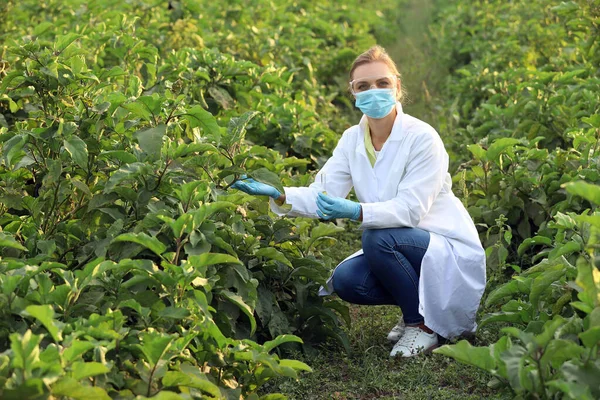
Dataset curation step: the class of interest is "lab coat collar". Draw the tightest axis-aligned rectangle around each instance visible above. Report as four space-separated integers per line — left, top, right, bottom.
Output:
356 102 404 159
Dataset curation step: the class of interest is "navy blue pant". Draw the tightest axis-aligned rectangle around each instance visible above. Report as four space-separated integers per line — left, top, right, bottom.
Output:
332 228 430 325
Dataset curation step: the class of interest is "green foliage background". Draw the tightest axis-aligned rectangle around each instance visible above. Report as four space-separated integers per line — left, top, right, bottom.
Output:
0 0 402 398
430 1 600 399
1 0 599 399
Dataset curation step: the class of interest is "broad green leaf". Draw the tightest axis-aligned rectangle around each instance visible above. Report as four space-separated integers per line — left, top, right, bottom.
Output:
582 114 600 128
188 253 242 272
547 380 595 400
70 361 110 380
136 391 183 400
137 95 162 116
530 268 565 311
193 201 235 225
166 213 194 238
579 327 600 348
208 85 234 109
574 214 600 229
559 360 600 399
2 133 27 167
0 232 27 251
307 222 344 250
549 240 581 259
55 33 81 53
249 168 285 195
575 261 600 309
10 330 42 372
260 395 287 400
288 265 327 285
64 136 88 170
324 301 351 327
177 180 206 204
62 340 96 364
172 142 218 159
278 359 313 372
224 110 260 148
466 144 487 161
77 259 120 288
563 181 600 205
33 21 53 36
501 345 531 392
122 101 152 121
540 339 584 370
133 124 166 160
112 232 166 257
105 90 127 114
98 150 137 164
480 311 526 327
162 370 220 397
157 307 190 320
24 305 63 342
71 178 92 198
103 162 150 193
517 235 552 256
220 290 256 335
262 334 303 352
136 332 173 366
486 138 521 163
434 340 496 372
522 256 576 278
533 317 565 348
2 378 45 400
551 1 579 15
0 71 24 95
183 105 220 137
255 247 292 267
485 279 531 307
118 299 150 318
52 377 110 400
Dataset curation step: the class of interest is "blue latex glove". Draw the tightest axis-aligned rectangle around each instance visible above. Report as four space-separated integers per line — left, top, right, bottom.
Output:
231 176 281 199
316 192 361 221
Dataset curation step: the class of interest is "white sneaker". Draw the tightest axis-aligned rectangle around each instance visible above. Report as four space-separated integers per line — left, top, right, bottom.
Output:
386 318 406 343
390 326 438 358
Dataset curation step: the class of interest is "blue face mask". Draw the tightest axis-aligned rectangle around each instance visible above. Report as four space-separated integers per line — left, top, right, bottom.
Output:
354 88 396 119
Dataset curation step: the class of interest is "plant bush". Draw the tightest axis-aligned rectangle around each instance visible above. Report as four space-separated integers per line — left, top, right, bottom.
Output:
0 0 402 397
431 1 600 398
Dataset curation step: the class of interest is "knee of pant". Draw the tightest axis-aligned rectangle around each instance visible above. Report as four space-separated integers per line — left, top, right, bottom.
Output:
362 229 388 256
332 265 355 301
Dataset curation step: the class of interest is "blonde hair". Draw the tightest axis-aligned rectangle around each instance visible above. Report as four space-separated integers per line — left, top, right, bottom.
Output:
349 45 405 102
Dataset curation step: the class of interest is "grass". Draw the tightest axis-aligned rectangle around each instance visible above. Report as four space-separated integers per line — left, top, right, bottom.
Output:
264 304 512 399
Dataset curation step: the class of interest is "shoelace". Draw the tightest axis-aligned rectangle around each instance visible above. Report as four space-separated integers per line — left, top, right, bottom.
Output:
396 327 421 347
392 328 426 356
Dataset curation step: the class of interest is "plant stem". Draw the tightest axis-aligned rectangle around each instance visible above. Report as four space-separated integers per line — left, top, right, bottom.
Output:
152 159 172 191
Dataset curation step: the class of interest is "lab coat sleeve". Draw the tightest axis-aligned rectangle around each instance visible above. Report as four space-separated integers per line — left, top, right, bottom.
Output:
269 131 354 217
360 130 448 229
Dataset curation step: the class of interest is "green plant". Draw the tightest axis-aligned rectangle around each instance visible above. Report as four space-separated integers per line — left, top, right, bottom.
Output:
0 0 404 397
435 182 600 399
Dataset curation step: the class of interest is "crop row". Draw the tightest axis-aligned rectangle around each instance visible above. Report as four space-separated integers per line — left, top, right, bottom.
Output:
431 1 600 398
0 0 402 398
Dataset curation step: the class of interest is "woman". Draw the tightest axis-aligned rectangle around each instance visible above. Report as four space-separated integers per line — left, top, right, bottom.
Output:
232 45 486 357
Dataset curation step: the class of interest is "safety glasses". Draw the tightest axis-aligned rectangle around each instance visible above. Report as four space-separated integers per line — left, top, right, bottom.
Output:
349 74 398 94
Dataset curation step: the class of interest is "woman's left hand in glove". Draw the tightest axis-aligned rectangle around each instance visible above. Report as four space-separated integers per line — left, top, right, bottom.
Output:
316 192 362 221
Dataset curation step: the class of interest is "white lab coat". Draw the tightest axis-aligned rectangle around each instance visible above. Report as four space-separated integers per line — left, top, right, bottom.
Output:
270 103 486 339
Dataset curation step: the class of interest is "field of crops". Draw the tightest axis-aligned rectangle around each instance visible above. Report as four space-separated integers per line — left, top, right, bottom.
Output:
0 0 599 399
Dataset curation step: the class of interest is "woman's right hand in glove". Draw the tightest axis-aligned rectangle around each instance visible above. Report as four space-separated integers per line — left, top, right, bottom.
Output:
231 176 282 199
